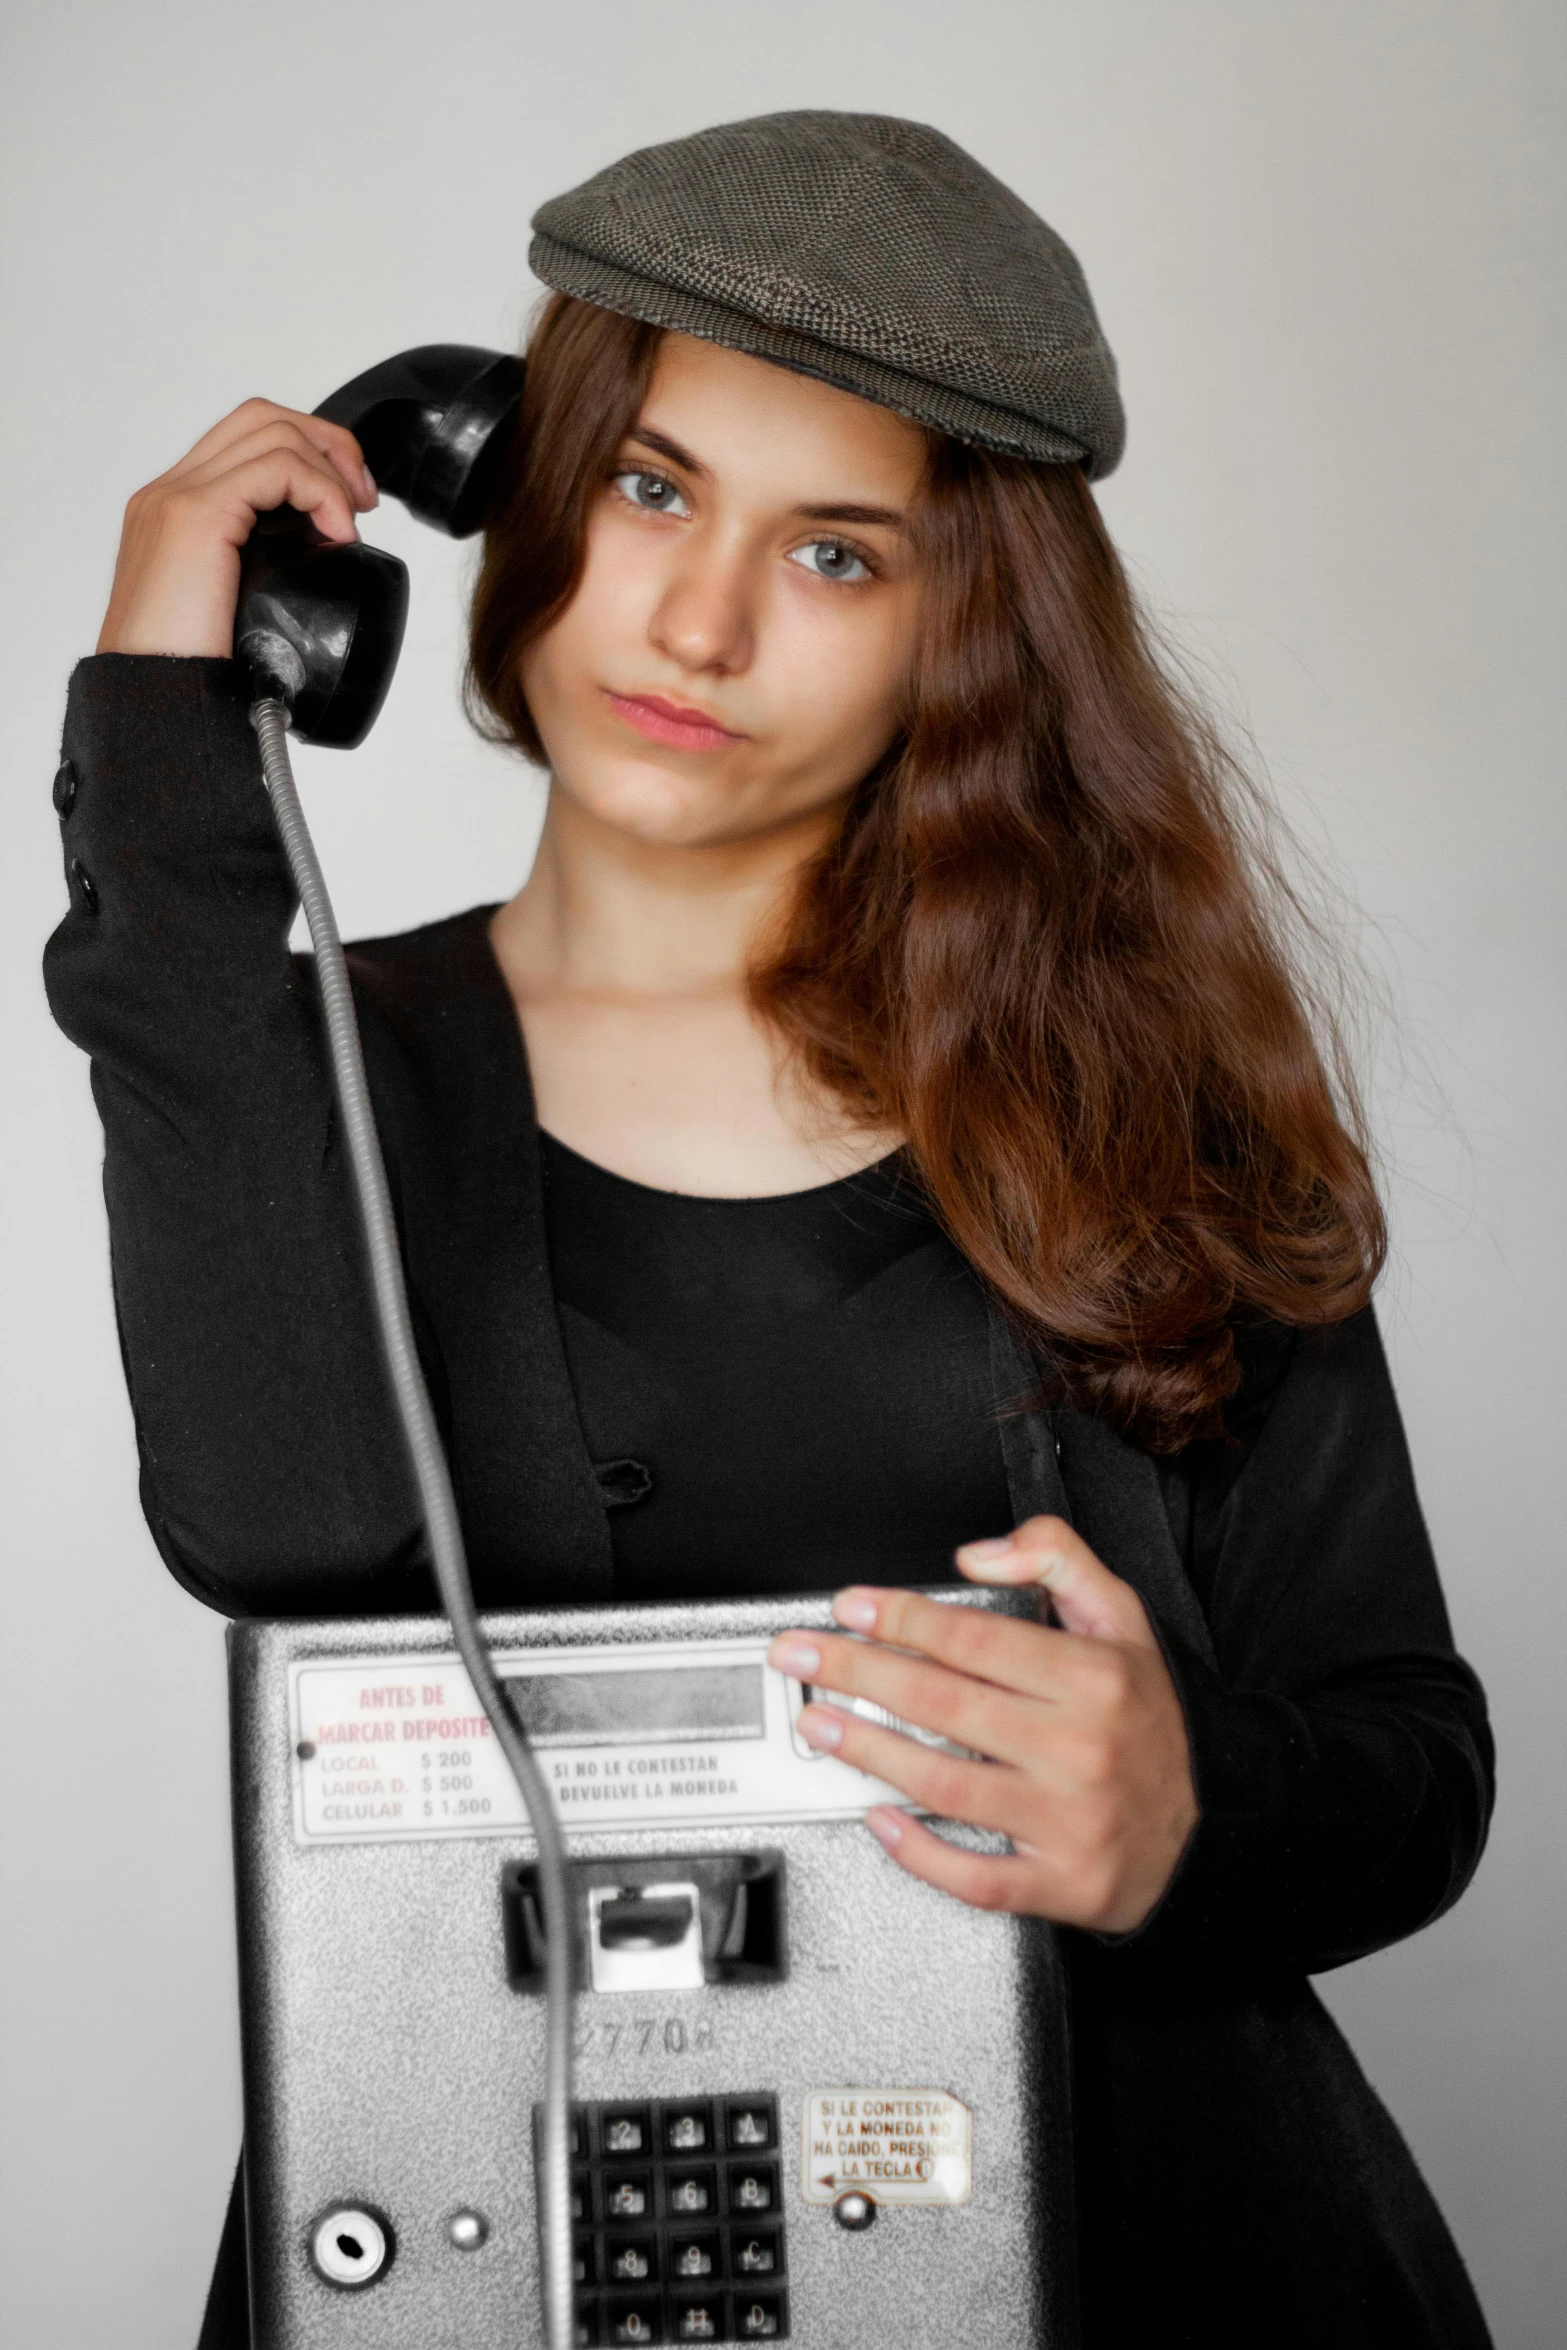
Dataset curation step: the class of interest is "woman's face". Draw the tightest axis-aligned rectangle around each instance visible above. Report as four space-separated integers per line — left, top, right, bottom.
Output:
520 332 929 851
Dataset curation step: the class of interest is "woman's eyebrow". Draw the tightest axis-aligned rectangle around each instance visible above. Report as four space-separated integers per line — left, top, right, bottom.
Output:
794 500 906 529
624 428 906 530
627 425 708 475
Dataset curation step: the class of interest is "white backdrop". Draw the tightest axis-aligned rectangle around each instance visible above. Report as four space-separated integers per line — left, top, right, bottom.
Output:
2 4 1562 2343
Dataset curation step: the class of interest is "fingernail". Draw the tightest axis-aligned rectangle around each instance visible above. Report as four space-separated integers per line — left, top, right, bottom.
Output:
833 1587 879 1632
362 465 378 506
865 1807 903 1849
768 1636 821 1678
798 1705 844 1750
958 1550 1038 1584
957 1537 1013 1561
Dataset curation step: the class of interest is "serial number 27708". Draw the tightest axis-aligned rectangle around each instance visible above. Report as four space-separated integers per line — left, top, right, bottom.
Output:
572 2015 716 2059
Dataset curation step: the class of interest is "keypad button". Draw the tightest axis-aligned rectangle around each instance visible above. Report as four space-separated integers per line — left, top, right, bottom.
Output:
605 2296 661 2344
571 2172 593 2223
574 2313 599 2349
728 2165 777 2215
672 2296 724 2340
574 2235 595 2285
737 2295 785 2338
670 2232 719 2279
726 2102 776 2152
662 2104 712 2154
604 2173 651 2223
607 2236 658 2284
603 2107 650 2155
732 2228 780 2276
666 2169 715 2217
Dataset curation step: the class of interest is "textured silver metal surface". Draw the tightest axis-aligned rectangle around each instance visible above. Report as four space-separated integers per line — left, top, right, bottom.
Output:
231 1594 1077 2347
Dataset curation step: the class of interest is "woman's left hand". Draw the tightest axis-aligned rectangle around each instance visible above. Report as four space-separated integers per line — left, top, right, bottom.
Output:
766 1516 1199 1933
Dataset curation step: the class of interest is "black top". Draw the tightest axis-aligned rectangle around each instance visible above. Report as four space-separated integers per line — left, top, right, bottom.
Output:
539 1132 1014 1599
44 656 1495 2350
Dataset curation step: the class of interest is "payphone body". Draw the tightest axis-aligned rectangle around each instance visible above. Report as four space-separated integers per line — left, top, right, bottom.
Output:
231 1590 1076 2348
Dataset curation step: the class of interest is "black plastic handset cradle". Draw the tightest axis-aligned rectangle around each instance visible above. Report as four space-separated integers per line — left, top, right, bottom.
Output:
234 344 525 747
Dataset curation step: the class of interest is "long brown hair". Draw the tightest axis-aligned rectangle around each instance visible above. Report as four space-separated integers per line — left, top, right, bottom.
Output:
469 295 1384 1452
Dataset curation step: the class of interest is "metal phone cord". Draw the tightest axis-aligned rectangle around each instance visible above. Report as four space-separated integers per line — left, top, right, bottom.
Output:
251 696 575 2350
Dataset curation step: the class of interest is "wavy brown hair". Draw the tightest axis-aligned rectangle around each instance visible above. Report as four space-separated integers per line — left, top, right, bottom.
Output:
469 295 1384 1451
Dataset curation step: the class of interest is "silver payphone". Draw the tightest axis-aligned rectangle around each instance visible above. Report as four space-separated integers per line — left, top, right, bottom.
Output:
230 1596 1076 2346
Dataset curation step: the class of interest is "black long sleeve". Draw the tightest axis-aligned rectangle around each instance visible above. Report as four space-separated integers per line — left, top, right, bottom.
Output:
44 655 426 1607
1127 1309 1494 1976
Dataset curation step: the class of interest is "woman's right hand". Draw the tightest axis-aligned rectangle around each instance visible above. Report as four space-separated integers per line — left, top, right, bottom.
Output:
96 399 378 658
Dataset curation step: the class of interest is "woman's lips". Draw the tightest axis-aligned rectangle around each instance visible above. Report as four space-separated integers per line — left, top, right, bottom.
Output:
605 690 747 751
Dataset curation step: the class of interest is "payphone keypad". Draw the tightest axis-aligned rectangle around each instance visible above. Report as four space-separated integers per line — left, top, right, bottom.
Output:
541 2095 790 2343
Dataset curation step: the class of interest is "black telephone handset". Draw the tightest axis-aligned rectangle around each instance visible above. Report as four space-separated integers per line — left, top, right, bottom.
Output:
235 345 525 748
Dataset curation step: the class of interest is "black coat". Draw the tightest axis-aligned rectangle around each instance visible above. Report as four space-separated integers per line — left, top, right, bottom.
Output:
45 655 1496 2349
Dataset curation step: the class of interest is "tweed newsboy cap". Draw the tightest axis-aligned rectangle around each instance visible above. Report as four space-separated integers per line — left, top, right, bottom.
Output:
530 110 1124 478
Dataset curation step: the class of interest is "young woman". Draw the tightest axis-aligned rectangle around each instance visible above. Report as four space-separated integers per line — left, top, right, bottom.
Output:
48 112 1492 2350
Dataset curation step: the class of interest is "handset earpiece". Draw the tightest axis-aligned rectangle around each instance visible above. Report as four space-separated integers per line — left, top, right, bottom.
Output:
316 345 528 539
235 345 525 748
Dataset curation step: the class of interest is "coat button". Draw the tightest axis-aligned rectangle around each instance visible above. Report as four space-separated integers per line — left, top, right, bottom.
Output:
70 857 99 915
594 1458 654 1508
53 759 78 817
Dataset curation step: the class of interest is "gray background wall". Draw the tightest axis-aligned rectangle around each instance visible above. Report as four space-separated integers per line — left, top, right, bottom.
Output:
1 3 1561 2342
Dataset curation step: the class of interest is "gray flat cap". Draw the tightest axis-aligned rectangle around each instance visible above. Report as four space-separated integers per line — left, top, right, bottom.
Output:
530 110 1124 478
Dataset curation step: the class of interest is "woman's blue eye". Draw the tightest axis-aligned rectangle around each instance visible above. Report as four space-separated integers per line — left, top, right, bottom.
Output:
614 469 690 517
788 539 872 583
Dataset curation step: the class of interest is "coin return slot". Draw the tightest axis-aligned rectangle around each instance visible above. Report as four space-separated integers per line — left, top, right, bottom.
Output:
504 1855 787 1995
591 1886 704 1993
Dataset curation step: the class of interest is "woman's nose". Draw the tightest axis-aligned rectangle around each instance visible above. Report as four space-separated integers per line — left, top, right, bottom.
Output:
648 545 757 676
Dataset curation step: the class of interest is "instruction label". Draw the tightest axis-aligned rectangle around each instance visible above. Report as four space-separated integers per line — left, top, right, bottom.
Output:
287 1640 916 1847
800 2090 972 2207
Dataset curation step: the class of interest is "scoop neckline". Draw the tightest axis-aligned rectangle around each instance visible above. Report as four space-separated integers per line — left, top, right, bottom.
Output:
537 1127 909 1207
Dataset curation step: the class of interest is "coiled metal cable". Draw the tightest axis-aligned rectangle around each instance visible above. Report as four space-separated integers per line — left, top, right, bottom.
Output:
252 696 575 2350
